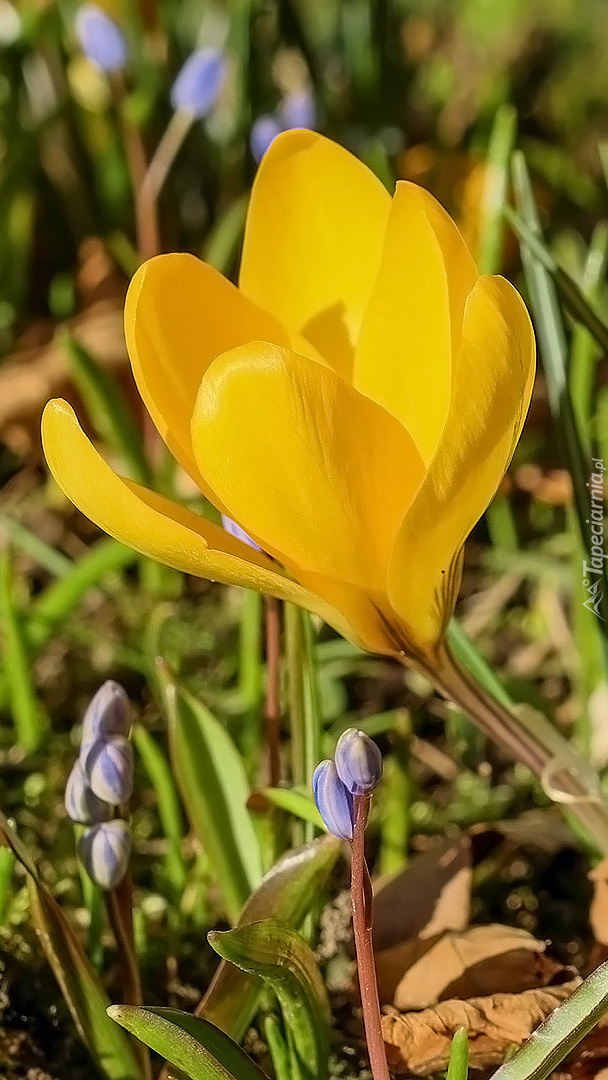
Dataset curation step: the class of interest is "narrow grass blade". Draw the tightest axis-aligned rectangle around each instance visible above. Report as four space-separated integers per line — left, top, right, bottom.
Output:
108 1005 268 1080
61 329 151 484
478 103 517 275
209 920 330 1080
0 511 71 576
446 1028 469 1080
253 787 323 830
204 195 248 273
489 959 608 1080
511 152 608 636
0 809 141 1080
159 663 263 923
199 835 340 1042
133 724 187 896
262 1015 291 1080
0 553 46 752
0 845 15 922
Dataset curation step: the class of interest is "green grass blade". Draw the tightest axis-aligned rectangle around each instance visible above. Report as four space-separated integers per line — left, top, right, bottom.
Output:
489 959 608 1080
209 920 330 1080
132 724 187 896
254 787 324 830
60 329 151 485
108 1005 268 1080
159 664 263 923
446 1028 469 1080
478 103 517 275
0 511 71 577
0 553 46 752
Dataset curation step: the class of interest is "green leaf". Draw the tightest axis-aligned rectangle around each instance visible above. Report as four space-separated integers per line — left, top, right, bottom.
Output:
0 809 141 1080
209 920 330 1080
133 724 187 897
159 664 263 923
253 787 324 830
200 834 340 1041
489 959 608 1080
60 329 151 485
0 552 46 752
108 1006 268 1080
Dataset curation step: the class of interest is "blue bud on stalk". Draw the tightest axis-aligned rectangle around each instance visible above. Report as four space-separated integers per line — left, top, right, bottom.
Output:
250 115 282 163
82 680 131 742
312 759 354 840
81 735 134 805
75 4 128 73
65 760 112 824
79 819 131 890
335 728 383 795
170 47 226 119
221 514 262 552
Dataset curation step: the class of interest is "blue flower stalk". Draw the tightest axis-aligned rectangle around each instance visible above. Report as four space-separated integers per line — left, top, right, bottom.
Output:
65 682 146 1049
313 729 389 1080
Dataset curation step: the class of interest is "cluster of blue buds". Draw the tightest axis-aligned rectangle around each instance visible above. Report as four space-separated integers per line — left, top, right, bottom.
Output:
312 728 383 840
65 681 133 890
74 5 226 120
250 88 316 162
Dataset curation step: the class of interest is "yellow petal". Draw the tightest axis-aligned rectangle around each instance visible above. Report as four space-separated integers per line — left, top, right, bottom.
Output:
353 182 478 463
387 276 536 649
40 399 341 619
124 253 318 496
239 130 391 380
191 342 425 593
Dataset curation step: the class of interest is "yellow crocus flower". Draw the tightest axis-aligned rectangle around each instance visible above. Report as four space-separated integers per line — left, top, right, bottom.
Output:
42 129 535 667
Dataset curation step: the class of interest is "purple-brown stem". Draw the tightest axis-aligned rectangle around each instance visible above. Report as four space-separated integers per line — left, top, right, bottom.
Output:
264 595 282 787
105 874 152 1080
351 794 390 1080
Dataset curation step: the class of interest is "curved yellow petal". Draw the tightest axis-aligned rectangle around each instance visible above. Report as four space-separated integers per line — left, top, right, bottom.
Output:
124 253 318 496
191 342 425 593
40 399 339 617
239 130 391 380
353 182 478 463
387 275 536 648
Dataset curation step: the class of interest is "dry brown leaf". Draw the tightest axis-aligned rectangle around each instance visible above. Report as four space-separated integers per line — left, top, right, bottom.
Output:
381 977 581 1075
388 924 562 1011
373 836 472 953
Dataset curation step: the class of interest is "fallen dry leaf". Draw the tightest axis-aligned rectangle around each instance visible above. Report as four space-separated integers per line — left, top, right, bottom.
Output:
387 924 563 1011
590 857 608 947
373 836 472 954
381 977 581 1075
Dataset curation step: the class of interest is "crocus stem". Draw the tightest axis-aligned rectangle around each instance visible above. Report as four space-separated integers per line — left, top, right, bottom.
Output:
105 875 152 1080
430 644 608 854
264 595 282 787
351 794 390 1080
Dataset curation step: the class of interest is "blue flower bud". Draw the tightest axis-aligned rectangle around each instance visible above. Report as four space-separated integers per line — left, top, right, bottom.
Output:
65 760 112 824
170 47 226 119
79 819 131 890
82 680 131 742
312 759 354 840
334 728 383 795
75 4 128 73
250 115 283 163
81 735 133 805
279 89 316 132
221 514 262 551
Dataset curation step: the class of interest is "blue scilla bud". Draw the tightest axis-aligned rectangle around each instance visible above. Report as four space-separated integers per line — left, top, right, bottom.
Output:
81 735 134 805
65 760 112 824
170 47 226 119
221 514 262 552
334 728 383 795
250 115 283 163
82 680 131 742
79 819 131 890
312 759 354 840
75 4 128 73
279 89 316 132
